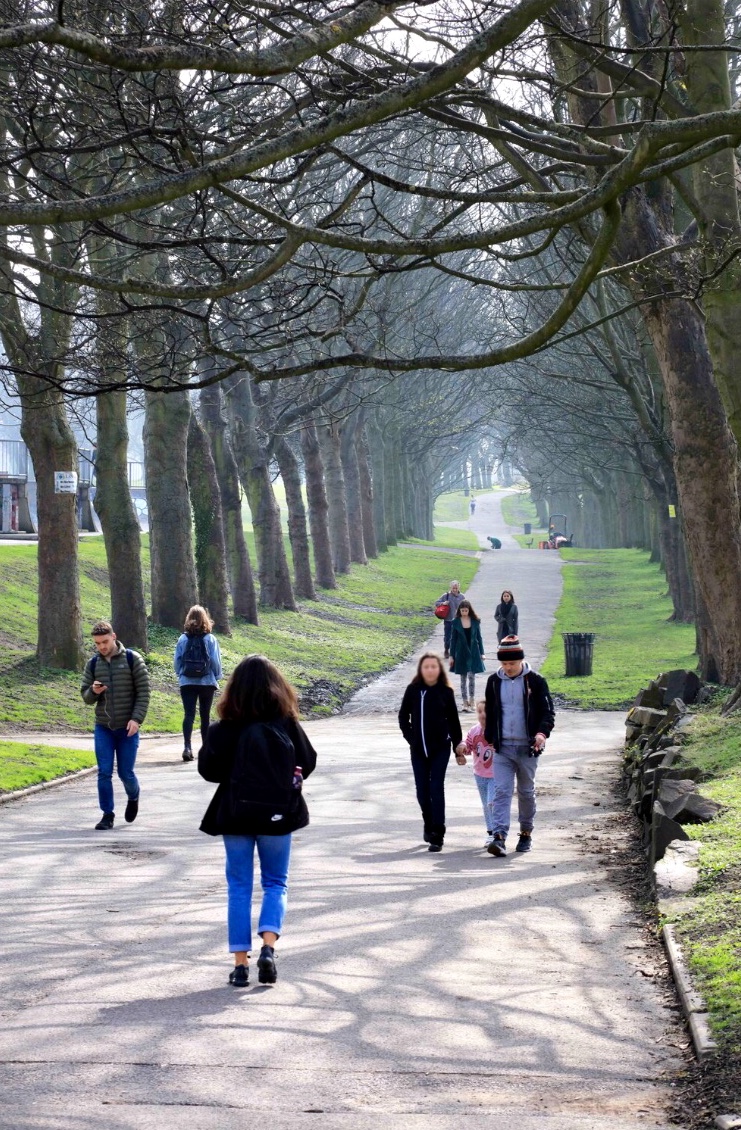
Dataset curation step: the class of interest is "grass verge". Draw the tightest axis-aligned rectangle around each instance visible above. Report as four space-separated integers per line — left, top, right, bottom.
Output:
0 531 479 740
433 490 473 523
541 548 696 709
663 712 741 1054
0 739 94 793
500 491 548 546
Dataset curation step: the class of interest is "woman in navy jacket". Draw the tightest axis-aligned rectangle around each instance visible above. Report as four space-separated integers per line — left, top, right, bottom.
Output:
398 653 465 852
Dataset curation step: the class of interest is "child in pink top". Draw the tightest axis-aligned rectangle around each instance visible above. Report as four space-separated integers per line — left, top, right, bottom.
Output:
464 700 497 848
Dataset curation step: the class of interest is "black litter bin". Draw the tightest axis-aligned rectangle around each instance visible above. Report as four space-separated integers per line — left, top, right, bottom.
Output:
524 522 532 535
562 632 595 676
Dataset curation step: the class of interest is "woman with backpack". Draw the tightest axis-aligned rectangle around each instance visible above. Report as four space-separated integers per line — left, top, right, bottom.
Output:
398 652 466 852
198 654 317 987
174 605 223 761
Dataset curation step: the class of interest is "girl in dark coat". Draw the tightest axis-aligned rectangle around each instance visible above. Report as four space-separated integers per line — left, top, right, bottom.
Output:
398 653 465 852
448 598 486 711
495 590 519 642
199 654 317 987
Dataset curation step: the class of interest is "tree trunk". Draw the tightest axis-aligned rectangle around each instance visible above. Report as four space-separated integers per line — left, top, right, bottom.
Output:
200 381 258 623
143 388 198 629
300 423 336 589
20 386 84 668
366 414 388 553
188 414 231 634
225 377 296 610
356 422 378 558
318 422 352 574
274 434 316 600
340 417 367 565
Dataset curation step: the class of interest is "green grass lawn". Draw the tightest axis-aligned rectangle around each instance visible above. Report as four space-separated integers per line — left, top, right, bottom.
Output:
0 531 479 746
500 492 548 546
0 739 94 793
541 548 697 709
664 713 741 1052
433 490 473 523
409 527 480 551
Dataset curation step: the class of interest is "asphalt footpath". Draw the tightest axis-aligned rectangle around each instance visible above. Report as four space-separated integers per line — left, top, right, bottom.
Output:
0 490 686 1129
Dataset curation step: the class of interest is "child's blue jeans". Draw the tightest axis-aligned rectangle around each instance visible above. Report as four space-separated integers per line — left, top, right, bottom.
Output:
474 773 495 832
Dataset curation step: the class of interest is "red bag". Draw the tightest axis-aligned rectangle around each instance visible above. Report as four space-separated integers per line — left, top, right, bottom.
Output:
434 601 450 620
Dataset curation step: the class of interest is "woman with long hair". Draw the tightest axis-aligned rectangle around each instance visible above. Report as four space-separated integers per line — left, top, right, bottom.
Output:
398 653 465 852
198 655 317 987
174 605 222 761
494 590 519 642
449 598 486 711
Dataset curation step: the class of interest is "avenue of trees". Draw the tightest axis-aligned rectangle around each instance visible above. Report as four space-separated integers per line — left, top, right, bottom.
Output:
2 0 741 684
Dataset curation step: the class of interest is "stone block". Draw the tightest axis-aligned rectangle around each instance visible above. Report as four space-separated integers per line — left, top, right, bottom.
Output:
660 746 682 767
657 669 703 706
633 681 665 710
651 800 690 864
654 840 700 898
680 793 723 824
628 706 667 729
666 697 688 723
658 778 697 820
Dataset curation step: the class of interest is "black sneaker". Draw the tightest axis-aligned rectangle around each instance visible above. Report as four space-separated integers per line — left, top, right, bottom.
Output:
257 944 277 984
423 827 432 844
229 964 249 987
124 797 139 824
516 831 533 853
182 748 194 762
95 812 114 830
487 834 507 857
428 843 443 853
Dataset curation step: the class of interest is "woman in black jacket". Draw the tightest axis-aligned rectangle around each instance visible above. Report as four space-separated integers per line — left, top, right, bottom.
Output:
199 654 317 987
398 653 466 852
495 590 519 642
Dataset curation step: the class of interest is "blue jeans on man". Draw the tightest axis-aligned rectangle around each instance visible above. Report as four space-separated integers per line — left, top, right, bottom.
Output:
223 833 292 952
94 724 140 814
491 740 538 838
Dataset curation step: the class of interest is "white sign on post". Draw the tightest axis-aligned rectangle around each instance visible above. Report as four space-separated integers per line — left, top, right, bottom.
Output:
54 471 78 494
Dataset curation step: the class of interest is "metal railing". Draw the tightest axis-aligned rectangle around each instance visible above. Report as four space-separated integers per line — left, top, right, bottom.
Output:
128 461 145 489
0 440 28 479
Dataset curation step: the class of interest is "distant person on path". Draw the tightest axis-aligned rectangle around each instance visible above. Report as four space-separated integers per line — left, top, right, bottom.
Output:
462 700 496 848
494 590 519 642
198 655 317 987
436 579 466 658
398 653 466 852
81 620 151 831
469 496 476 515
174 604 223 762
483 635 555 857
448 598 486 711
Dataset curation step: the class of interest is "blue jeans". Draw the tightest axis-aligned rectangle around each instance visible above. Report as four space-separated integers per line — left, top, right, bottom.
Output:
474 773 495 832
443 620 453 651
491 741 538 838
94 725 140 814
223 833 292 952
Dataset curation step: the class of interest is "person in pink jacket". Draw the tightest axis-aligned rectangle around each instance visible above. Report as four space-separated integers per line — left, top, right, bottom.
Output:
463 700 497 849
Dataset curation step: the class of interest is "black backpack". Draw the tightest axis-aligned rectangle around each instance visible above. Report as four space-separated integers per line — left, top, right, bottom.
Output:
224 720 300 827
91 649 134 677
182 633 209 678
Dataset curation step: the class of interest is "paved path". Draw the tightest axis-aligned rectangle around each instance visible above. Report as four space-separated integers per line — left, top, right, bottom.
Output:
0 491 685 1129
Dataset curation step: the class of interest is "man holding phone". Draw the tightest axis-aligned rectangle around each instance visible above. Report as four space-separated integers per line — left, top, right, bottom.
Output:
81 620 151 830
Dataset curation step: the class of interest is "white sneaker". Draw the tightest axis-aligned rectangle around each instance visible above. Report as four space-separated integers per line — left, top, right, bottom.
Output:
484 833 495 850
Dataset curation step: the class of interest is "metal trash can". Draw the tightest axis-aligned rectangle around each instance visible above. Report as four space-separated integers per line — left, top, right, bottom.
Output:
562 632 595 676
523 522 532 535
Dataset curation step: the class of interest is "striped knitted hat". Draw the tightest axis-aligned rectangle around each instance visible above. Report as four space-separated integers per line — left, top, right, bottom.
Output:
497 635 525 661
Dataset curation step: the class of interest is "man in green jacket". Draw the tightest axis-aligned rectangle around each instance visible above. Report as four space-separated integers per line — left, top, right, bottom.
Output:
81 620 151 830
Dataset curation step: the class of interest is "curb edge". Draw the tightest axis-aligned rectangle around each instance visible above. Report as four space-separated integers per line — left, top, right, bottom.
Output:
662 923 718 1060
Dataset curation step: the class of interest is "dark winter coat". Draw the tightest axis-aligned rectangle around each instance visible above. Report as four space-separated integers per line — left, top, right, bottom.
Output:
198 716 317 836
449 618 486 675
495 601 519 641
81 642 150 730
398 682 462 757
483 668 555 751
